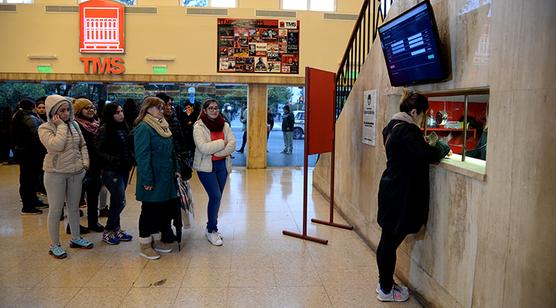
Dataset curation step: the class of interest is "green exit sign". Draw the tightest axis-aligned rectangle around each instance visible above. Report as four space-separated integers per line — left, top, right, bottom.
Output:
152 66 167 74
36 65 53 73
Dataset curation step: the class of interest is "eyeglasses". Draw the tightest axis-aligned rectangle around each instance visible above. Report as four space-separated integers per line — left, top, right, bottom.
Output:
207 107 219 111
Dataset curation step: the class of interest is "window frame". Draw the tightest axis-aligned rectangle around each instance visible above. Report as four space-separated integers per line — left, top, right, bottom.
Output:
281 0 336 12
78 0 136 5
423 87 489 180
183 0 237 8
2 0 33 3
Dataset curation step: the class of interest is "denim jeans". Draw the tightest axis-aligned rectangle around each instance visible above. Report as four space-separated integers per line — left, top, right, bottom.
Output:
197 159 228 233
102 170 129 231
283 131 293 153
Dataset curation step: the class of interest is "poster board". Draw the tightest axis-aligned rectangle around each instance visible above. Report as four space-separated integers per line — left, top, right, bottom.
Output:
306 67 335 155
362 90 377 146
217 18 300 74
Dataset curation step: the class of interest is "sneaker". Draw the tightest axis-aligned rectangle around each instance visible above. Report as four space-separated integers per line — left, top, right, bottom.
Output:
115 228 133 242
140 242 160 260
66 224 90 235
98 207 110 217
376 282 409 297
69 237 94 249
153 241 173 253
205 230 223 246
49 245 67 259
376 284 409 302
215 231 223 240
21 208 42 215
103 231 120 245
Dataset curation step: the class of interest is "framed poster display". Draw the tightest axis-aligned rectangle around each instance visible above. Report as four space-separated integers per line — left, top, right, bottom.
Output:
217 18 300 74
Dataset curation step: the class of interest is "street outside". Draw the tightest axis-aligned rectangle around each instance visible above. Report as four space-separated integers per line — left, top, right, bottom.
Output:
228 115 317 167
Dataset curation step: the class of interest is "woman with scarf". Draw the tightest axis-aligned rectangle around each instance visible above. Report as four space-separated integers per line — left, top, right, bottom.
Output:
39 95 94 259
134 97 181 260
376 90 450 302
73 98 104 233
96 103 134 245
193 99 236 246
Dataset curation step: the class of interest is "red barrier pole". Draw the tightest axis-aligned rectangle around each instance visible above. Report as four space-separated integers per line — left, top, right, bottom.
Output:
311 81 353 230
283 67 329 245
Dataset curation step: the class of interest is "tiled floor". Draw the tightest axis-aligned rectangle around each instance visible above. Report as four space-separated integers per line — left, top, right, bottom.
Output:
0 165 422 308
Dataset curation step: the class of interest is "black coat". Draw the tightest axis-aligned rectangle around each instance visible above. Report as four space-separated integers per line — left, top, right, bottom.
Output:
11 110 44 161
179 110 198 152
96 122 134 173
378 119 449 234
282 112 294 132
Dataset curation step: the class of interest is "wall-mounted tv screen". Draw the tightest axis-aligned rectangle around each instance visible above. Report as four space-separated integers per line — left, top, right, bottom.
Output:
378 1 448 86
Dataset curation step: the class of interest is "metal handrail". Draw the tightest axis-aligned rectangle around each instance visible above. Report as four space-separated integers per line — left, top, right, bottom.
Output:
335 0 393 118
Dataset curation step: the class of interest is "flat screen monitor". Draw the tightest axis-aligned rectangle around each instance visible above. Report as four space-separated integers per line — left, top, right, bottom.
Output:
378 1 448 87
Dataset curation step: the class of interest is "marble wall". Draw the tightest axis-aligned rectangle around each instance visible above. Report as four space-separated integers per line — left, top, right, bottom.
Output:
313 0 556 307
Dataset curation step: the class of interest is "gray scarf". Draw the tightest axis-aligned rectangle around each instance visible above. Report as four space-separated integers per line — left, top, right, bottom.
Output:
391 112 419 127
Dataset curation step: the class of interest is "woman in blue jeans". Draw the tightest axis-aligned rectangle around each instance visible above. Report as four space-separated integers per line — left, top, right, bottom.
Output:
192 99 236 246
96 103 134 245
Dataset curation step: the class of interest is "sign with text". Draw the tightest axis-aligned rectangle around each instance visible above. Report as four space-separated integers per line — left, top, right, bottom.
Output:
217 18 300 74
362 90 377 146
80 57 125 74
79 0 125 54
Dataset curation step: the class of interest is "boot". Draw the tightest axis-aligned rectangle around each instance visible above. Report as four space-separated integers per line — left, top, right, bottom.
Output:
152 233 173 253
139 236 160 260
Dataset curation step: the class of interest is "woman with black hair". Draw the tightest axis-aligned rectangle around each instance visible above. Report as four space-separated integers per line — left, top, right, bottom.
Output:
96 103 134 245
193 99 236 246
376 90 450 302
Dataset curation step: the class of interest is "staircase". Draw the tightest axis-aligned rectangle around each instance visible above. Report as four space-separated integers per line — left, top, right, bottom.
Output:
335 0 393 117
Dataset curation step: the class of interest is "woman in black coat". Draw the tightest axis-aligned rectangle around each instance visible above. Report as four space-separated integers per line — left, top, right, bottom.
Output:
376 91 450 302
96 103 134 245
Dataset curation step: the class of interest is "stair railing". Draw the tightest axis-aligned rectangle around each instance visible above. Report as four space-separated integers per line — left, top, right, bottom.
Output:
336 0 393 117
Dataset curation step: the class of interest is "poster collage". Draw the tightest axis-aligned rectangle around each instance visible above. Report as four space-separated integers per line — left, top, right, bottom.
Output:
217 18 300 74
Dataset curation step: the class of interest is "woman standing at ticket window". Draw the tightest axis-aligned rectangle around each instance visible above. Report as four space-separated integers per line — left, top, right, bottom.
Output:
376 90 450 302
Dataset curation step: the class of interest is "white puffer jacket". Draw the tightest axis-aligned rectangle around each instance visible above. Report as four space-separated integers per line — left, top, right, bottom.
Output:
192 120 236 173
38 95 89 173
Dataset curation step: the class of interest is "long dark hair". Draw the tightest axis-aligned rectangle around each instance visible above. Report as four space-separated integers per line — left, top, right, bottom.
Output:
102 103 128 132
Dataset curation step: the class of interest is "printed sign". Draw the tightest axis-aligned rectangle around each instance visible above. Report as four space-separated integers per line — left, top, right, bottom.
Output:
217 18 300 74
79 0 125 54
362 90 377 146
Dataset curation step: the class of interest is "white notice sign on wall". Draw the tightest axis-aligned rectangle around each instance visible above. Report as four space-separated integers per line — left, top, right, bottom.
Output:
362 90 377 146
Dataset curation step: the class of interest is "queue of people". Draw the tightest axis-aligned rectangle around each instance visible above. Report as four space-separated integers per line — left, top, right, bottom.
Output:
6 92 240 260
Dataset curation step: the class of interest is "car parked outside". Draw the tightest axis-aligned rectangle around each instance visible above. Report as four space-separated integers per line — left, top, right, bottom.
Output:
293 110 304 139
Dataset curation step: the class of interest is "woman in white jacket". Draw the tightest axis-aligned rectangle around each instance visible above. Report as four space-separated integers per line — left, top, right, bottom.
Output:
192 99 236 246
39 95 94 259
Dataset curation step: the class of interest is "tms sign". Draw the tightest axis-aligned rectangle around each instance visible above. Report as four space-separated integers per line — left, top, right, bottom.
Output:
79 0 125 74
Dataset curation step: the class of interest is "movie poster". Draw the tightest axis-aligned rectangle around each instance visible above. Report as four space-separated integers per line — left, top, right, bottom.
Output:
217 18 300 74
